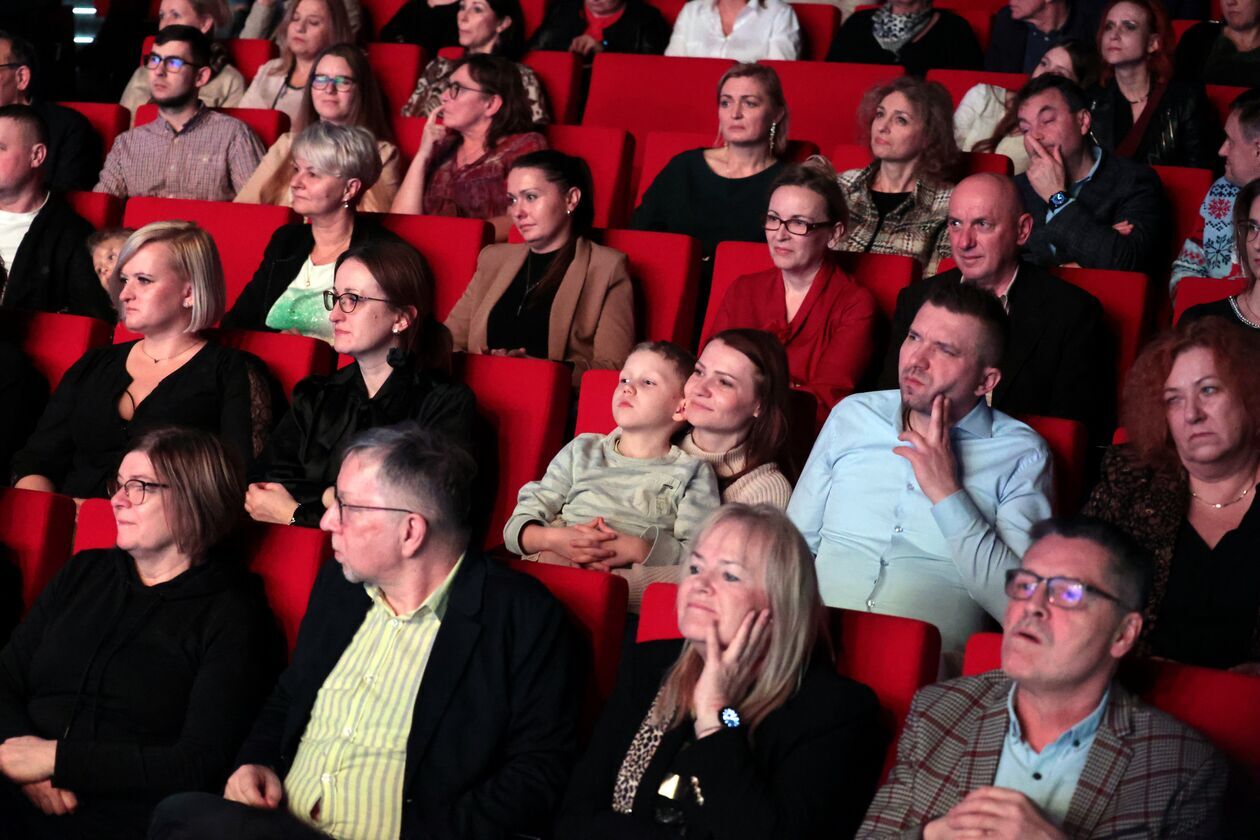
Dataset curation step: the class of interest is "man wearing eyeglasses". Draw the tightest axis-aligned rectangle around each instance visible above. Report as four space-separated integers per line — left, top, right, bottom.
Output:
150 423 583 840
95 25 263 201
858 515 1227 839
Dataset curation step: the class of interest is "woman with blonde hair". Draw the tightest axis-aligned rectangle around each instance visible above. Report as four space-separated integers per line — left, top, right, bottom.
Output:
120 0 246 116
11 222 275 499
238 0 353 123
556 504 883 839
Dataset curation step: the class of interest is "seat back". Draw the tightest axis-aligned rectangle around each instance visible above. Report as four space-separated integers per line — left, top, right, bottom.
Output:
634 131 818 206
73 497 116 553
543 124 632 228
1017 414 1087 515
0 310 114 392
519 0 548 37
584 53 733 146
246 523 332 655
831 142 1012 177
361 0 411 37
1052 267 1149 404
59 101 130 158
375 213 494 320
603 228 702 347
392 115 426 162
224 38 279 82
524 49 583 124
122 197 298 311
458 354 571 550
207 327 337 399
933 1 995 51
1205 84 1247 129
1153 165 1216 275
134 104 292 148
760 61 902 151
1174 276 1248 324
644 0 687 24
575 368 620 436
366 42 427 115
65 190 125 230
925 68 1028 108
793 2 841 61
0 488 77 617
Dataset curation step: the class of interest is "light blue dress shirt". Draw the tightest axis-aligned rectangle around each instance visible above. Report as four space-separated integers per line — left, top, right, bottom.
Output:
787 391 1053 658
1045 144 1104 224
994 685 1110 825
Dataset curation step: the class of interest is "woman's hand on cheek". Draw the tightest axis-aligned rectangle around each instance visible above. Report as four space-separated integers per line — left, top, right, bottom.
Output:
692 609 772 737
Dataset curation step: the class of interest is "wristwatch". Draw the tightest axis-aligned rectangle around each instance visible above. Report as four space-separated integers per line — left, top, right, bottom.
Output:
718 706 742 729
1048 190 1071 211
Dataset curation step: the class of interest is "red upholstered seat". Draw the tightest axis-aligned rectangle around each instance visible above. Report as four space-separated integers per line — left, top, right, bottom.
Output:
360 0 411 37
793 2 841 61
574 369 620 436
1017 414 1087 515
1052 267 1149 407
65 190 125 230
1174 276 1248 324
366 42 427 116
224 38 279 82
374 213 493 321
925 68 1028 108
59 101 130 158
0 310 113 392
603 229 702 347
0 488 77 616
830 142 1013 177
524 50 583 125
134 103 292 147
207 327 337 399
933 0 995 51
543 124 633 228
1206 84 1247 129
73 497 115 553
760 61 902 151
1154 166 1217 308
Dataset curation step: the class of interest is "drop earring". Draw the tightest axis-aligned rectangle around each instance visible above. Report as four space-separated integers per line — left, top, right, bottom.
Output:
768 121 777 154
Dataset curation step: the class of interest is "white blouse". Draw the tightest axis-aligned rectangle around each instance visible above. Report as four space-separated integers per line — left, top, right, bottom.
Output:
665 0 801 62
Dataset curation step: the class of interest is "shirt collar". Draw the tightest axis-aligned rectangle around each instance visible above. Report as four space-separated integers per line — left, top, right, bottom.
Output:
157 102 209 136
365 553 465 621
1072 144 1103 190
895 396 993 438
1006 682 1111 750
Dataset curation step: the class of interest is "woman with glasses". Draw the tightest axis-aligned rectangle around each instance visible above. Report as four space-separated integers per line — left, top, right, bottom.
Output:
1084 316 1260 673
245 239 476 526
238 0 353 124
401 0 549 125
120 0 246 117
0 426 280 838
223 122 404 339
11 222 274 500
708 159 877 428
235 43 403 211
390 54 547 240
1182 178 1260 336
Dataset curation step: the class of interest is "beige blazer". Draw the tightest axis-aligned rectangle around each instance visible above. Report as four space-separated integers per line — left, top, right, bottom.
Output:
233 131 404 213
445 238 636 387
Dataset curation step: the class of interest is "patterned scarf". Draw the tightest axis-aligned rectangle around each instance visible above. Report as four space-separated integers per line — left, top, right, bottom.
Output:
871 3 934 57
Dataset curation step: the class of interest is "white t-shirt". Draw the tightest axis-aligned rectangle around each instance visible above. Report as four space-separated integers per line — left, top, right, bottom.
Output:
0 195 46 272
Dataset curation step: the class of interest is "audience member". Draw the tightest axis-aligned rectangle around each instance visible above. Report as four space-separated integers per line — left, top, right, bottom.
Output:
530 0 671 58
857 516 1228 838
958 38 1096 175
556 503 884 839
390 54 546 238
828 0 983 76
789 280 1053 665
0 105 114 321
986 0 1095 73
235 44 403 212
238 0 352 124
1183 179 1260 334
120 0 246 118
10 222 274 499
0 427 281 839
710 158 878 426
1175 0 1260 88
403 0 549 124
225 124 399 338
87 226 134 292
835 76 959 275
95 26 266 200
665 0 801 61
1085 318 1260 672
445 149 634 385
0 339 46 484
1013 74 1166 271
1170 89 1260 297
880 173 1114 446
681 329 796 507
378 0 461 53
241 0 362 41
506 341 719 605
0 31 100 192
248 240 476 527
632 63 790 261
1087 0 1219 169
150 424 583 839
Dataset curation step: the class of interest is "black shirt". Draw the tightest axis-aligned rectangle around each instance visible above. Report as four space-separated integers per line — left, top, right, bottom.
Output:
1148 491 1260 669
1181 296 1260 335
826 9 983 76
378 0 461 53
485 248 562 359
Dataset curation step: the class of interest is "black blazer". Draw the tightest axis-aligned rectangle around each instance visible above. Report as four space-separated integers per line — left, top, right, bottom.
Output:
878 264 1115 447
1 192 114 321
555 640 883 840
234 552 584 840
529 0 671 55
1088 78 1221 169
220 215 403 332
1015 149 1167 272
983 5 1097 73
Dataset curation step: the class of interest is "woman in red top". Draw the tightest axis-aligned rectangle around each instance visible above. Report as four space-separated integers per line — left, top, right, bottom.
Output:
709 157 877 427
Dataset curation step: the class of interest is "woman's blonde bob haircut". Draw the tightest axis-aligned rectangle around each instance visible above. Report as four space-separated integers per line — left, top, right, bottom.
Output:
652 503 828 733
108 221 226 333
291 122 383 201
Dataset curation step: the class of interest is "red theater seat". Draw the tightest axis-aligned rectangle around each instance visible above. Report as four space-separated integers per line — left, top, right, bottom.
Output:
366 42 427 116
0 488 77 616
65 190 125 230
543 124 632 228
925 68 1028 108
1052 267 1149 405
59 101 130 158
603 229 702 347
73 498 115 553
1174 276 1247 324
761 61 903 151
0 310 114 392
134 103 291 148
361 0 411 37
575 369 620 436
524 50 583 125
934 0 995 52
794 2 841 61
207 328 338 399
1017 414 1087 515
224 38 279 82
1206 84 1247 129
830 142 1013 177
375 213 493 321
1154 165 1216 271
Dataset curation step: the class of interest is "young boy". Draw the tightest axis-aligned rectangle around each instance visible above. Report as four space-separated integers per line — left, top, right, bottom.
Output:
86 227 133 291
504 341 720 606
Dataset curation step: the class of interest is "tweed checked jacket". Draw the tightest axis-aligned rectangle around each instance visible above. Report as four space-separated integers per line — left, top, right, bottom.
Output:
835 163 953 275
857 671 1227 839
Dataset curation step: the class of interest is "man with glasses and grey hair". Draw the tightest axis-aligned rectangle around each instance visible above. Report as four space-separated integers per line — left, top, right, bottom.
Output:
150 423 583 840
858 515 1227 840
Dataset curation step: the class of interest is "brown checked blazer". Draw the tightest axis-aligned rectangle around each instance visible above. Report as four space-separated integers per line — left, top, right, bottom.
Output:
857 671 1227 839
444 238 635 388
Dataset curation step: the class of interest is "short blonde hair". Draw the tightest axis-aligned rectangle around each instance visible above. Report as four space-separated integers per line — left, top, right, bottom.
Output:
291 122 383 199
109 221 226 332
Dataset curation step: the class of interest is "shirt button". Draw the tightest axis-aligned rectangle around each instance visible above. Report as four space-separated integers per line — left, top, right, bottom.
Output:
893 525 904 533
865 598 875 609
389 619 400 628
321 773 332 783
342 726 353 737
364 674 375 683
906 483 915 491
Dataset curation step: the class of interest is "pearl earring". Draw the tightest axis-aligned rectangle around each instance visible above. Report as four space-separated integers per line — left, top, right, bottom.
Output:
392 325 401 334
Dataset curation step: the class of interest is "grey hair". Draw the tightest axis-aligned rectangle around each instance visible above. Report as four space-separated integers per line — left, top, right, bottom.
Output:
109 220 225 332
290 122 383 199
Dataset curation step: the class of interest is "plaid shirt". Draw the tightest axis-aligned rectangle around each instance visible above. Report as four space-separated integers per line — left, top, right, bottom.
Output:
94 105 265 201
858 671 1227 839
836 163 953 275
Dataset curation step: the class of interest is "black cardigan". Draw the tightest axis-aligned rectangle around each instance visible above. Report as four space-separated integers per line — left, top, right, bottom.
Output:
253 360 478 526
0 548 281 839
220 215 403 332
555 640 884 840
1088 78 1222 170
0 192 115 322
827 9 983 75
529 0 671 55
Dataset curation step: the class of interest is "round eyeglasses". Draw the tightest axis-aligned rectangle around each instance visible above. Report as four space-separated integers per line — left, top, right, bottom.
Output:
323 290 396 313
1234 221 1260 243
442 80 490 100
1004 568 1133 611
107 478 170 505
763 214 834 236
143 52 199 73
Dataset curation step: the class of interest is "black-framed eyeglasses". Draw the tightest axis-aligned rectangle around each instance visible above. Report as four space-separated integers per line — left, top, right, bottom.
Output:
1235 220 1260 243
323 289 396 313
143 52 201 73
312 73 357 92
442 80 490 99
763 214 834 236
1004 568 1132 611
329 488 418 527
0 63 22 72
106 478 170 505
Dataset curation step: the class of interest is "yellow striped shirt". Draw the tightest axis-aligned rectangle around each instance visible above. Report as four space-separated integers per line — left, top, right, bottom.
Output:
285 556 463 839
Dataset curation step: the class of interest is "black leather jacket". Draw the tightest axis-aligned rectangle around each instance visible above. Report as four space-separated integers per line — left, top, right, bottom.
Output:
528 0 671 55
1088 78 1221 169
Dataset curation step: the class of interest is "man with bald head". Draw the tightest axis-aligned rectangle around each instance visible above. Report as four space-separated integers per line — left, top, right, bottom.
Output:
880 172 1114 447
0 104 112 320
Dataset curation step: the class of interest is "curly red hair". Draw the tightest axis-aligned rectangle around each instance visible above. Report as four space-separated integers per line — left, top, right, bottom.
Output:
1122 317 1260 472
1096 0 1175 85
855 76 961 187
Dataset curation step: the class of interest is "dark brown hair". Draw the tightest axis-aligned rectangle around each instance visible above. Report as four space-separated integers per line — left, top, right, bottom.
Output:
507 149 594 304
456 53 537 149
856 76 960 186
296 43 394 140
705 329 795 484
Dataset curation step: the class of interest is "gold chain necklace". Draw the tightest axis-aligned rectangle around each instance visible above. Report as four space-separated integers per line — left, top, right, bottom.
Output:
1189 484 1253 510
139 339 201 365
